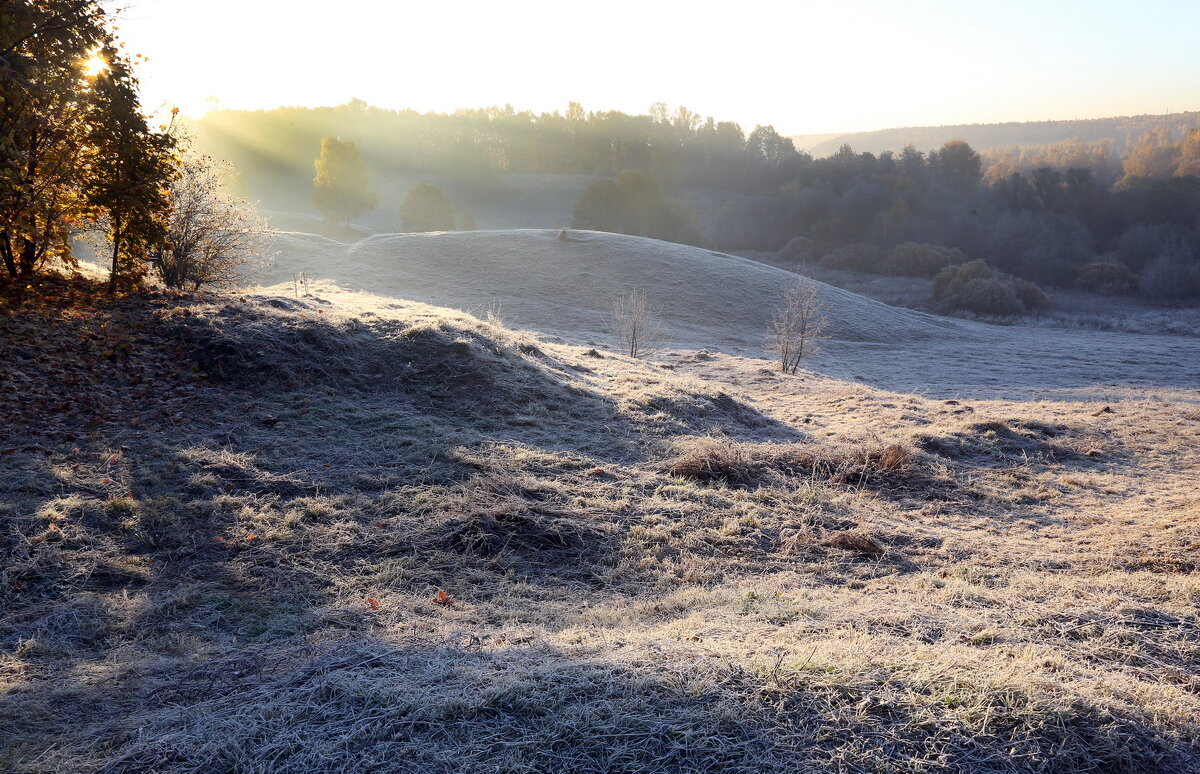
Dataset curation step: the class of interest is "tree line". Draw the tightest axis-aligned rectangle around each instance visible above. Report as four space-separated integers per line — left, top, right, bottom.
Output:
203 99 1200 299
195 100 802 198
724 130 1200 299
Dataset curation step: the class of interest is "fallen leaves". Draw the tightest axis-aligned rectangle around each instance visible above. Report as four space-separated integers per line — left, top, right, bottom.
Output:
0 275 215 443
365 597 381 610
433 590 457 607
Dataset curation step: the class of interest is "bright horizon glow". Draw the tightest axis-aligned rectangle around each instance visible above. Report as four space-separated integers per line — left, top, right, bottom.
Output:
114 0 1200 137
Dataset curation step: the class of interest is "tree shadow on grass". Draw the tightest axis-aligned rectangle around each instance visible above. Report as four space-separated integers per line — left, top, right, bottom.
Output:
2 635 1191 774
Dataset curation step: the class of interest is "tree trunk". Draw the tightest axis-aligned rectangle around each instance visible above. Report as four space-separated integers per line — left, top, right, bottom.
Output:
0 231 16 278
108 218 122 294
18 235 37 277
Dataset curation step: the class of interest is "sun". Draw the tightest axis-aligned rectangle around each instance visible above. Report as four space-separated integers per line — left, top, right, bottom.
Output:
81 54 108 78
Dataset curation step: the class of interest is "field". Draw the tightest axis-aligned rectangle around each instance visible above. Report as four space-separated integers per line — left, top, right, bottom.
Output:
2 232 1199 772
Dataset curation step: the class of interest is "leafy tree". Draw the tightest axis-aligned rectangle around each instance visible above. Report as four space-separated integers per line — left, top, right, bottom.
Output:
934 140 982 189
399 182 455 232
614 169 663 234
0 3 175 291
84 45 176 292
571 169 711 247
1174 128 1200 178
312 136 376 226
572 178 625 232
0 0 107 279
1121 128 1179 180
747 125 798 164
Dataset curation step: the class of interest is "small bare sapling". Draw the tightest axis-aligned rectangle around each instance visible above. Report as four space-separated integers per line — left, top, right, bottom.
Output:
768 278 826 374
612 289 664 358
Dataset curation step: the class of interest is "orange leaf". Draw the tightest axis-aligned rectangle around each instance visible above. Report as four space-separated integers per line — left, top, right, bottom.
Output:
434 590 457 606
365 597 381 610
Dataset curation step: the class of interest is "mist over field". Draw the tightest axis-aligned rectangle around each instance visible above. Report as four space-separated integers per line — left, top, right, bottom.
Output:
3 2 1200 773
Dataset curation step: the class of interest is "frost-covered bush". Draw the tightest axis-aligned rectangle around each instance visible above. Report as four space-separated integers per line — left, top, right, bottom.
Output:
878 243 968 277
820 242 881 271
1011 278 1051 312
933 259 1049 316
954 278 1024 316
1074 261 1139 295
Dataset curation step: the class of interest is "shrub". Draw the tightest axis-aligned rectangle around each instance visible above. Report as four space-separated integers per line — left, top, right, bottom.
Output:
932 259 995 303
820 242 881 272
955 278 1024 316
878 242 968 277
933 260 1047 316
152 150 268 290
1012 278 1051 312
777 236 818 264
1074 261 1139 295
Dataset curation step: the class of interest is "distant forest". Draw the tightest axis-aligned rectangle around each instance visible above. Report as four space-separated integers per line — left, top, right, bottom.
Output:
792 111 1200 157
195 100 800 192
196 101 1200 298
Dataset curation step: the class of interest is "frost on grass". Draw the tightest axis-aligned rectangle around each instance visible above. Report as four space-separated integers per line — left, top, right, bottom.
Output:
2 283 1198 773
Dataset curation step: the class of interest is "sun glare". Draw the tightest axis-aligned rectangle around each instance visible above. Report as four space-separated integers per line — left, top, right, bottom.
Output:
81 54 108 78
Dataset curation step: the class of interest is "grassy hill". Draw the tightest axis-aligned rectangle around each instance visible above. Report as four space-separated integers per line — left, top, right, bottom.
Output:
2 269 1198 772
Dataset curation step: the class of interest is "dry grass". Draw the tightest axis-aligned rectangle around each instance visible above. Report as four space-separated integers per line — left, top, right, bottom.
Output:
819 529 886 556
664 436 762 486
1 280 1198 773
665 436 935 497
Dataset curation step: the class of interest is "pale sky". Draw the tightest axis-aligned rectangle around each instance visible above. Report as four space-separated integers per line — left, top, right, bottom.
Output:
114 0 1200 136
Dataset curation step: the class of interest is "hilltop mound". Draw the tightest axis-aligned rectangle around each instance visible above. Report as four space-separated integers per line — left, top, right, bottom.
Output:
261 229 972 351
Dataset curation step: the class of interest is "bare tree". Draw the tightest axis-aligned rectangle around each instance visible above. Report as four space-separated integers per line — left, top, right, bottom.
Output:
768 278 826 374
151 150 269 290
611 289 663 358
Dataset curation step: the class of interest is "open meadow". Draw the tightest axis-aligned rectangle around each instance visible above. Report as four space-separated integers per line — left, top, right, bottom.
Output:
2 232 1198 772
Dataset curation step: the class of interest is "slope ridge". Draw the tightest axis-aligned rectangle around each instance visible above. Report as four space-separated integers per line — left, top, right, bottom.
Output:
262 229 973 350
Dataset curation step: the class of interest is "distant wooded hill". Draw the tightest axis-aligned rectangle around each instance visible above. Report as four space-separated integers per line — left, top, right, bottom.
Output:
792 112 1200 157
